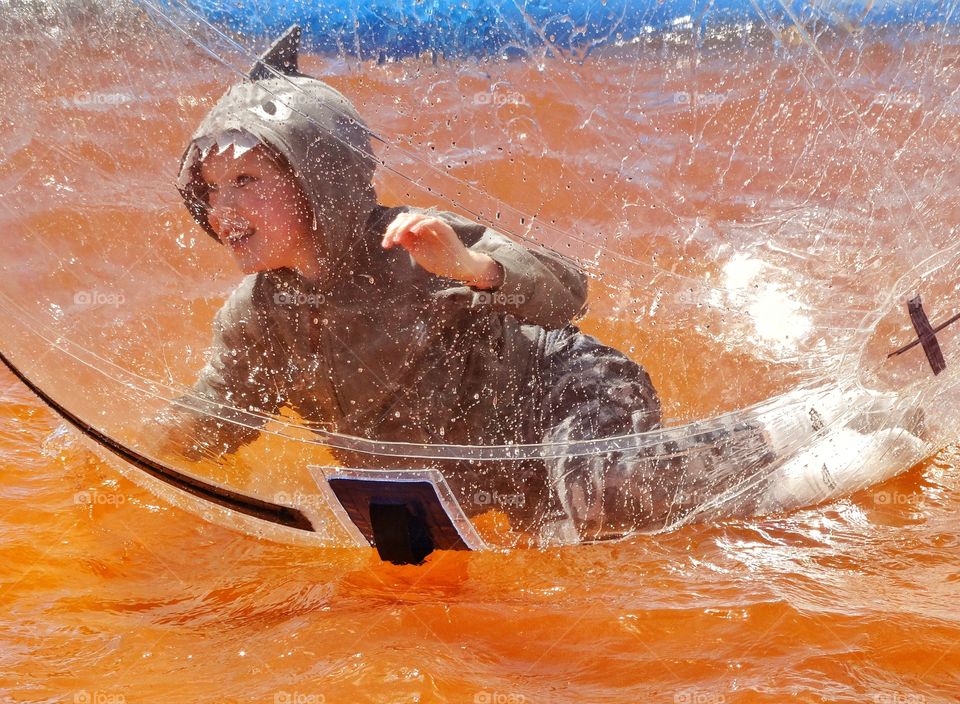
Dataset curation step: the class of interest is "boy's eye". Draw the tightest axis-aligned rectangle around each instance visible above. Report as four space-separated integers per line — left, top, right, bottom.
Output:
235 174 257 187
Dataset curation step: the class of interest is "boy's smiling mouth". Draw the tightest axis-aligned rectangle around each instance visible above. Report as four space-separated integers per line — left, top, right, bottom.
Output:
223 227 256 247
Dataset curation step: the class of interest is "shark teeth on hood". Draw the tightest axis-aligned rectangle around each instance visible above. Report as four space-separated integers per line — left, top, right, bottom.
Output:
195 130 260 160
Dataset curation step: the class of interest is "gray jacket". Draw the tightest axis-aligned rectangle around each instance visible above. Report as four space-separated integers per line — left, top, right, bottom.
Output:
174 72 588 461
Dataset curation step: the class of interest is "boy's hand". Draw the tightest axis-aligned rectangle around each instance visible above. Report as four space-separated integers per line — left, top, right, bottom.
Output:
382 212 503 290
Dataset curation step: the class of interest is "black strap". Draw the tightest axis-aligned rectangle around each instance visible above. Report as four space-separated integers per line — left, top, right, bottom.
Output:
0 349 315 531
886 296 956 376
906 297 946 375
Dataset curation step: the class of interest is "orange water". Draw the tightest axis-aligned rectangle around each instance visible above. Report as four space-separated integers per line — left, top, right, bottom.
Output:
1 22 960 703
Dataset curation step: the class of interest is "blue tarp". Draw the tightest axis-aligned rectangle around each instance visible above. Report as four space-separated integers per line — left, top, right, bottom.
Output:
184 0 956 59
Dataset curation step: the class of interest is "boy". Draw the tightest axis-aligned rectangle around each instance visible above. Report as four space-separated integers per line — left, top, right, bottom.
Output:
154 26 662 542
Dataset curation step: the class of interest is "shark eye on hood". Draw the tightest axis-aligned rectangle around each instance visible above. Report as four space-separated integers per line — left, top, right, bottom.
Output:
250 98 292 122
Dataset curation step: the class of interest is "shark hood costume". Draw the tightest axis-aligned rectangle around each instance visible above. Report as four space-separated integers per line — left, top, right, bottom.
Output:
171 26 692 540
176 25 379 281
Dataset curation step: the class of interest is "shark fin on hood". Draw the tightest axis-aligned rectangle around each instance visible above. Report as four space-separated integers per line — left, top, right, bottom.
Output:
249 25 305 81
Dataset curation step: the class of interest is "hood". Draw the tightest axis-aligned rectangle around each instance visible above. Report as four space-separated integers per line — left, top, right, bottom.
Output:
176 26 380 278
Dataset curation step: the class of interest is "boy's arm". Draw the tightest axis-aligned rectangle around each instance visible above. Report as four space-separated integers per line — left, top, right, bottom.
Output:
142 278 284 461
462 222 589 328
420 208 589 328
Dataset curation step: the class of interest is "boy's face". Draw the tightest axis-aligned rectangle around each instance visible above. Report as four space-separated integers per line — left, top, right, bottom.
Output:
201 145 321 277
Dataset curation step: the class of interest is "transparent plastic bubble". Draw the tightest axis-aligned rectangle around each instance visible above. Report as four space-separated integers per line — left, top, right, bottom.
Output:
1 0 958 552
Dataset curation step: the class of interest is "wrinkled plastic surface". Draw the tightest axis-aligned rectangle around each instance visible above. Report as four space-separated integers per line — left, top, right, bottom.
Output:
1 0 958 549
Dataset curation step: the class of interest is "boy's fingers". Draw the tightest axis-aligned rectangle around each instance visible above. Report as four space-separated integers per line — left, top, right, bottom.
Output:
381 214 403 247
383 212 455 253
383 214 410 247
396 227 425 252
382 220 400 248
382 212 423 248
408 219 441 241
391 216 433 250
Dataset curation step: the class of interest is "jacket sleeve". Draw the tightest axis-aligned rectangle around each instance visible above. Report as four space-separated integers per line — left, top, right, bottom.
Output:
431 208 589 329
167 276 285 458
